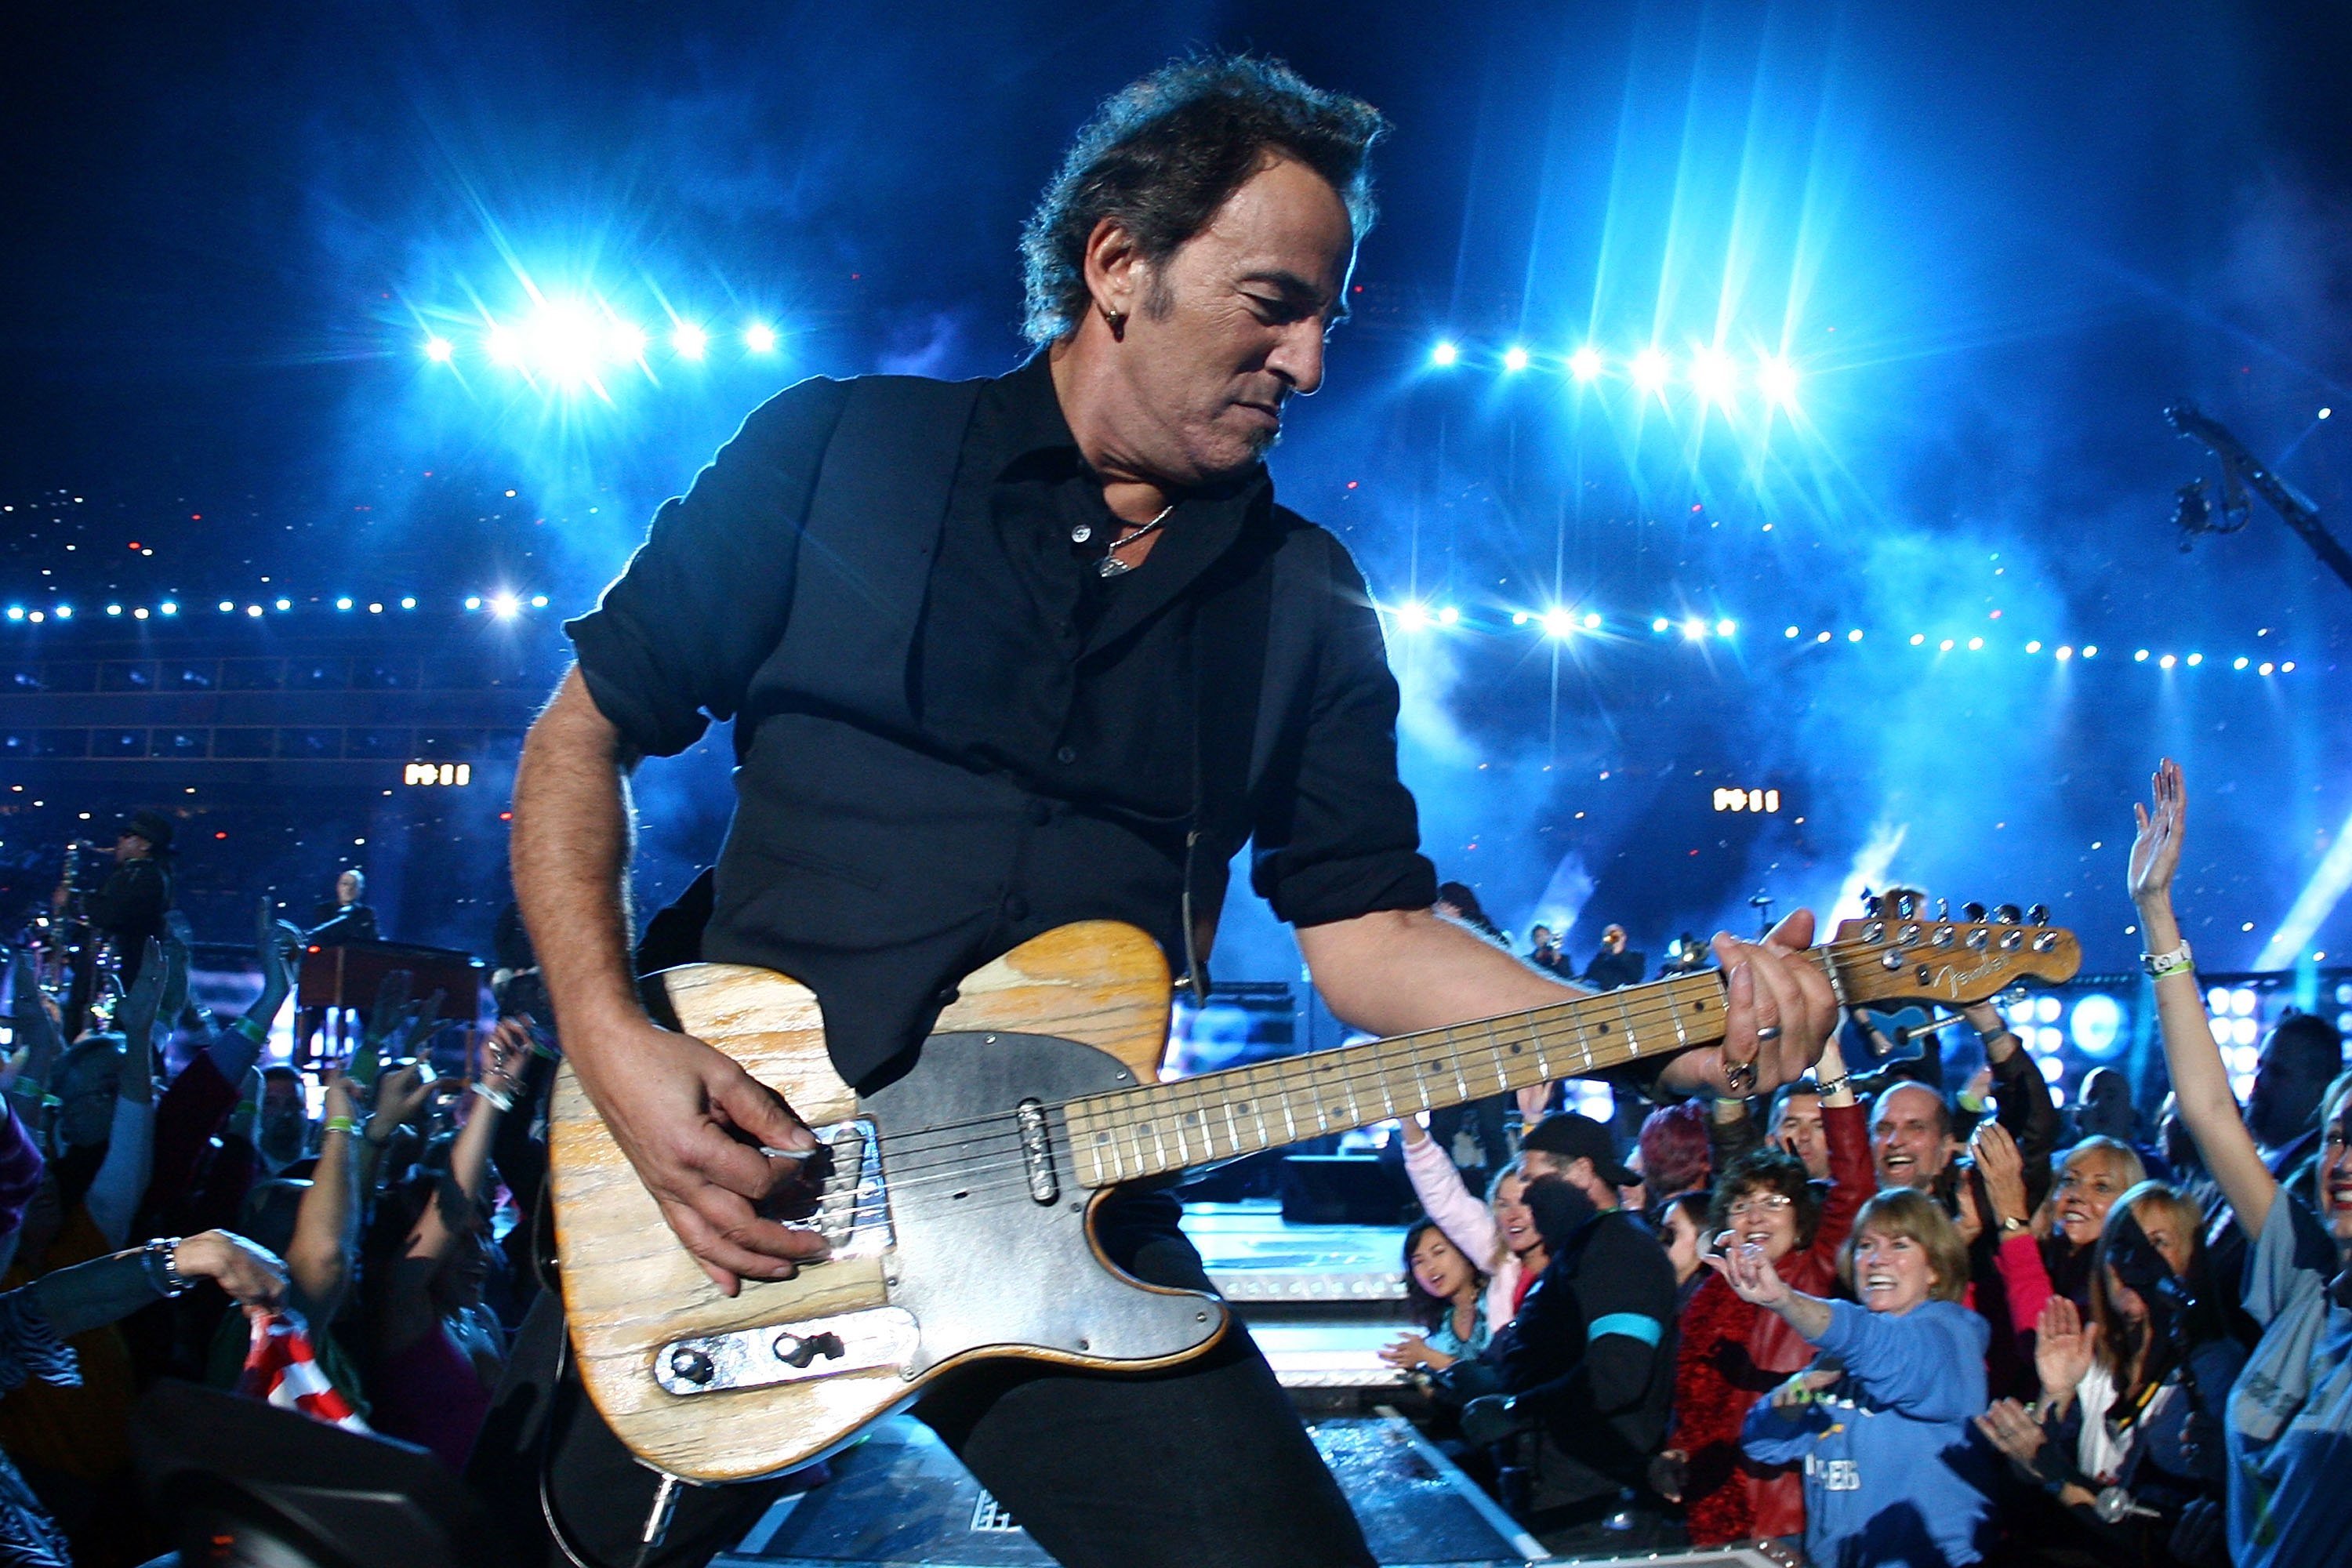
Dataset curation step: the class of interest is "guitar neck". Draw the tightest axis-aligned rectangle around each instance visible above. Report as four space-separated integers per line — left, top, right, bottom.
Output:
1061 967 1737 1189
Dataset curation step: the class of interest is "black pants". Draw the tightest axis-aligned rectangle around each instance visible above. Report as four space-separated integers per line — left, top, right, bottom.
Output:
470 1193 1373 1568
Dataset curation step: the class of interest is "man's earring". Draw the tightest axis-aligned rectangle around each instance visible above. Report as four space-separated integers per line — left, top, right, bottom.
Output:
1099 301 1127 339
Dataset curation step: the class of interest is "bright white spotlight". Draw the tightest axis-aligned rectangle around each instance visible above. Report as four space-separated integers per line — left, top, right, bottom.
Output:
1756 356 1800 406
1429 340 1460 368
399 596 416 609
1688 348 1738 403
1568 346 1603 383
105 604 122 616
530 594 549 608
670 322 708 360
1501 345 1530 373
335 597 354 611
485 323 524 367
745 322 779 354
1715 618 1737 638
606 321 649 363
1651 616 1671 633
423 336 455 363
1395 601 1431 632
489 593 522 620
522 299 608 385
1436 605 1460 626
1581 611 1602 630
1630 348 1671 394
4 608 20 621
1681 617 1708 641
1541 608 1578 639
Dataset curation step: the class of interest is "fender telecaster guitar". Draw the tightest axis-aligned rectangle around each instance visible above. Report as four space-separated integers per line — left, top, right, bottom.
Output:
548 908 2078 1480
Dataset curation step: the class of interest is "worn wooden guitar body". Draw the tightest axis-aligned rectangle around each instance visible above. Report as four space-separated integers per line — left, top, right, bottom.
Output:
548 921 1218 1483
550 903 2080 1482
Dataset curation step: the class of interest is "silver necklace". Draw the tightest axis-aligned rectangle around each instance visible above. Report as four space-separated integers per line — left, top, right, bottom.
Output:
1073 501 1175 578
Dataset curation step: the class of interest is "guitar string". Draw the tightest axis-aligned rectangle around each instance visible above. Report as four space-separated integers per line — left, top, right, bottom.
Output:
724 933 2029 1220
814 935 1890 1166
796 937 1928 1213
791 931 1938 1212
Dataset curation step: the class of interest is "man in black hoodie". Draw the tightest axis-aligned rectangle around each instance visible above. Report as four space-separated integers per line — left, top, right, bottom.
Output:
1439 1113 1680 1552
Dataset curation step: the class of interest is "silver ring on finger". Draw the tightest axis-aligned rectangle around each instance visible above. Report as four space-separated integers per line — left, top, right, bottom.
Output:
1723 1060 1759 1094
1755 1025 1784 1042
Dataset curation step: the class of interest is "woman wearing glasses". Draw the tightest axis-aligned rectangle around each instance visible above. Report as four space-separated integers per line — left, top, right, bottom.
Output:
1653 1036 1868 1548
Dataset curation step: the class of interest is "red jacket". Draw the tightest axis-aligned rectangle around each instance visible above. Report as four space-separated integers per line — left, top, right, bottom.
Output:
1668 1101 1872 1546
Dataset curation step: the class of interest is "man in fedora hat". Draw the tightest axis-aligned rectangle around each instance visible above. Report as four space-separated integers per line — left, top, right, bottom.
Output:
85 808 176 987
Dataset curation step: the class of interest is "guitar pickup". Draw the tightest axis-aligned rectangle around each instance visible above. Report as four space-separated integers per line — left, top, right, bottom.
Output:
758 1119 891 1260
654 1307 920 1397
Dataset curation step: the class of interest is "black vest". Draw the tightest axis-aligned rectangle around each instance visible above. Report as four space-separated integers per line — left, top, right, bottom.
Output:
689 376 1338 1088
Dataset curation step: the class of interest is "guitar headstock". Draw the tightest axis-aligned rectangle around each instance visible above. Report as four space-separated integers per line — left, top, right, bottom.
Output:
1829 895 2080 1008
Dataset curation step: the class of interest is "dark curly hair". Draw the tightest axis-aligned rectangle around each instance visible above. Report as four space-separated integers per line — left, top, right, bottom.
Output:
1707 1146 1825 1251
1018 53 1389 344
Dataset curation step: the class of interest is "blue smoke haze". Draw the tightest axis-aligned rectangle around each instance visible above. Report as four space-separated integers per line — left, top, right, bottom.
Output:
2 0 2347 978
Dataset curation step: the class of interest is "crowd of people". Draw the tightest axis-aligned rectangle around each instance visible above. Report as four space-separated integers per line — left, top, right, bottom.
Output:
0 764 2339 1566
1378 760 2350 1566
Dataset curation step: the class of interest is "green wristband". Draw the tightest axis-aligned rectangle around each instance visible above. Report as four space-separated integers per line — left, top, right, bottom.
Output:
231 1017 269 1046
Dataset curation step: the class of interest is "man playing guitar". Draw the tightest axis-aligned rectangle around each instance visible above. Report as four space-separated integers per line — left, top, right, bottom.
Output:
503 54 1837 1568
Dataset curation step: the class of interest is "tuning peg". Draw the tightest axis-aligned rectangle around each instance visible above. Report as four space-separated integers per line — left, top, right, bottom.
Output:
1936 898 1950 920
2027 902 2050 926
1863 894 1883 918
1962 901 1987 923
1894 891 1918 920
1994 902 2023 925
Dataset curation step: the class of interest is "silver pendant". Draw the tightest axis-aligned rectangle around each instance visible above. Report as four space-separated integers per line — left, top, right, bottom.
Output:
1069 524 1092 544
1096 555 1134 579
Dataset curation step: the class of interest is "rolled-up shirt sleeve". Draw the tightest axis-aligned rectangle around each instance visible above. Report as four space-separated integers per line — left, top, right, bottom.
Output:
1250 531 1439 927
564 377 852 757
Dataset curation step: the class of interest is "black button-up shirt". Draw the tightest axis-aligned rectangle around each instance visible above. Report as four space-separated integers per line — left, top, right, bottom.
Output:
570 354 1434 1083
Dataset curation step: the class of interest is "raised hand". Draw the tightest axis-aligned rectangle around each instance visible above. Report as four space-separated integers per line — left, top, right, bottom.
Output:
1714 1238 1792 1308
1971 1120 2031 1229
119 939 168 1051
370 1061 434 1133
2129 759 2187 907
366 970 413 1043
2034 1294 2096 1399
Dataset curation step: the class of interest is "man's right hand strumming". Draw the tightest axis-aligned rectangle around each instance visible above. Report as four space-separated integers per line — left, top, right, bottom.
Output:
567 1014 826 1295
514 667 827 1297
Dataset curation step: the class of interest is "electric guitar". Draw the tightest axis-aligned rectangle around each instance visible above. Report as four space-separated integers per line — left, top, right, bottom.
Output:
547 908 2080 1481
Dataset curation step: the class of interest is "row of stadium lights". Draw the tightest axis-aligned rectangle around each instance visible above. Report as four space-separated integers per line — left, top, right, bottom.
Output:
1425 341 1802 407
4 593 551 624
418 303 782 376
1382 603 2300 676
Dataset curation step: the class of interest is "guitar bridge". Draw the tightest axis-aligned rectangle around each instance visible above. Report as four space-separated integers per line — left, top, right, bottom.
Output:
654 1307 920 1396
764 1119 891 1261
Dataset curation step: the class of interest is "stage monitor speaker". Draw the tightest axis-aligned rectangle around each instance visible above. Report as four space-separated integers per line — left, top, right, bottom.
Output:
1278 1152 1415 1226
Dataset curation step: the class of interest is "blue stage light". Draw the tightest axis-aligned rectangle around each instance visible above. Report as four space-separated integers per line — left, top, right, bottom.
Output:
2135 648 2150 661
1568 346 1603 383
336 597 354 611
274 598 291 612
53 606 71 620
400 597 416 610
368 602 383 614
1940 638 1955 652
1689 348 1738 403
1785 626 1799 638
1847 629 1864 642
1502 346 1530 373
1756 356 1800 406
4 608 20 621
1541 608 1578 639
1816 630 1832 643
1436 606 1460 626
2081 645 2098 658
1682 617 1709 641
464 595 482 611
1394 601 1431 632
105 604 122 616
245 605 262 618
2026 641 2042 653
2186 652 2203 666
2067 996 2123 1057
1630 348 1671 394
1968 637 1984 651
218 601 235 613
745 322 779 354
1651 616 1671 633
132 608 147 619
2234 655 2249 670
1511 611 1530 626
158 602 176 616
489 593 522 620
1910 633 1926 646
26 612 42 622
1429 340 1459 368
670 322 708 360
1715 618 1737 638
423 336 455 364
2158 653 2176 669
486 324 524 367
530 594 549 608
1582 612 1601 630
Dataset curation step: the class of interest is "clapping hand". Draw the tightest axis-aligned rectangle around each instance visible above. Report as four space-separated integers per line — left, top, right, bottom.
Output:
1378 1332 1456 1372
1973 1397 2049 1466
1971 1120 2031 1229
2034 1294 2097 1401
